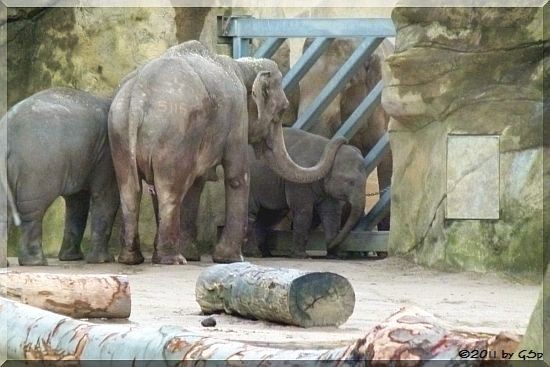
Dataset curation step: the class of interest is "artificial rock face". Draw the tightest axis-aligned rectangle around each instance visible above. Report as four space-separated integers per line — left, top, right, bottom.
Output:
383 7 546 277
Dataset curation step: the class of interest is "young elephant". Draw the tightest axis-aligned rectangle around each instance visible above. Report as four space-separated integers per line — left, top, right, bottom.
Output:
246 128 367 258
0 88 119 265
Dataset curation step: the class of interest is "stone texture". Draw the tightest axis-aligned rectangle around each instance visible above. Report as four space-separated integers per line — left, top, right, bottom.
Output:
383 7 546 278
446 135 500 220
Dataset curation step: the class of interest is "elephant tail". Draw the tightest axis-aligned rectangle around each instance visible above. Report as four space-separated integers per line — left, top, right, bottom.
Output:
127 88 144 186
0 116 21 226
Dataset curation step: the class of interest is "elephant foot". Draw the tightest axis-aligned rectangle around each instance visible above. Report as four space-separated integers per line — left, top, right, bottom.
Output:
242 241 263 258
118 248 144 265
86 249 115 264
152 251 187 265
180 241 200 262
18 253 47 266
212 243 243 263
58 247 84 261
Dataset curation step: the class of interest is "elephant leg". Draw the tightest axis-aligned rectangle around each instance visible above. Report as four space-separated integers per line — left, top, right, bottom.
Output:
317 198 342 247
179 177 205 261
86 171 119 263
58 191 89 261
364 106 392 231
376 150 392 231
152 177 190 265
287 185 314 259
116 178 144 265
18 217 47 266
290 206 313 259
243 196 265 258
151 192 160 253
244 215 269 258
213 146 247 263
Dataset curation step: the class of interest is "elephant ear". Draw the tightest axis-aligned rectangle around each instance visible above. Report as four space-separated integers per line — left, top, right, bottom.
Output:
252 71 273 125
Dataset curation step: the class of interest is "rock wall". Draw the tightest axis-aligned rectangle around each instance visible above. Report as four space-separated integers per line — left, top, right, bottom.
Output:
383 7 546 278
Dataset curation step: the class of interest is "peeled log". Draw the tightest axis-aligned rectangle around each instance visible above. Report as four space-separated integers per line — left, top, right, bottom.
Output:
0 272 131 318
195 262 355 327
0 297 519 362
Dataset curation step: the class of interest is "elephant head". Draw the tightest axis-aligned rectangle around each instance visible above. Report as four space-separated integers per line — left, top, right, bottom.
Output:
322 145 367 250
235 58 346 184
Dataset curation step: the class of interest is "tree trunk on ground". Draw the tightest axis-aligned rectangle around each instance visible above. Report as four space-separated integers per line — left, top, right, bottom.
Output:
195 262 355 327
0 272 130 318
0 297 519 362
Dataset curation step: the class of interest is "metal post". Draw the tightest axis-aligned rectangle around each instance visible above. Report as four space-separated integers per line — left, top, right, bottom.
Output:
334 81 383 140
282 37 334 94
357 188 391 231
233 37 251 59
293 37 383 131
254 38 286 59
363 132 391 176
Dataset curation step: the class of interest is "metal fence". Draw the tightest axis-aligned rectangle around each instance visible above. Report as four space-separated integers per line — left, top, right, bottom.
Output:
221 16 396 252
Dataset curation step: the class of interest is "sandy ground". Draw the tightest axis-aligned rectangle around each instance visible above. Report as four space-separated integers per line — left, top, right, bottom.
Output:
6 256 540 349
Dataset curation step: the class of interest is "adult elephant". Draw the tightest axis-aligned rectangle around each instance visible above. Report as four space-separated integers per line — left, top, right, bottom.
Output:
298 38 394 230
245 128 366 258
1 88 119 265
109 41 346 265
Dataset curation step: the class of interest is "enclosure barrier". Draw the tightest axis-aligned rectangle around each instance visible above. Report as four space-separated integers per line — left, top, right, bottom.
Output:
220 17 396 253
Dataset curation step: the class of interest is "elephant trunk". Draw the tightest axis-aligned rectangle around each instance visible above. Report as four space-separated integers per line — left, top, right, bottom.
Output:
263 124 347 184
327 193 365 251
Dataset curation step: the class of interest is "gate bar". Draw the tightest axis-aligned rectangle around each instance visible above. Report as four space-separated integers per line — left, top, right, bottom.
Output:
254 37 286 59
364 132 391 176
223 18 396 38
357 188 391 231
334 81 383 140
233 37 251 58
283 37 333 94
293 37 383 131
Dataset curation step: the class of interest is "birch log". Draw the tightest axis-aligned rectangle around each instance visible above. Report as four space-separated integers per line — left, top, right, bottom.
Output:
195 262 355 327
0 272 131 318
0 297 519 362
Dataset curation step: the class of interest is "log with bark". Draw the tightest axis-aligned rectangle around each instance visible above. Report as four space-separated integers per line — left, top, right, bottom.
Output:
0 296 519 363
0 272 131 318
195 262 355 327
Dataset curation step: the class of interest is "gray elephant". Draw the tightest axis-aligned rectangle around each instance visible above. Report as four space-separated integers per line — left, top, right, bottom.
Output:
299 38 394 230
0 88 119 265
245 128 366 258
108 41 346 265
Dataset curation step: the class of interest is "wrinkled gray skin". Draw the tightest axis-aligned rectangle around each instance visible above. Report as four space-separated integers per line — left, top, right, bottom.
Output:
0 88 119 265
245 128 366 258
109 41 346 265
299 38 394 230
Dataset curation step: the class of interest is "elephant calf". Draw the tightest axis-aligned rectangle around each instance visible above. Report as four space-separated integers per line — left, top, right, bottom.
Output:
246 128 366 258
1 88 119 265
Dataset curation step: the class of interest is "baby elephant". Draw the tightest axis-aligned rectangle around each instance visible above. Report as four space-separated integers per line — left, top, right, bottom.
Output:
246 128 366 258
1 88 119 265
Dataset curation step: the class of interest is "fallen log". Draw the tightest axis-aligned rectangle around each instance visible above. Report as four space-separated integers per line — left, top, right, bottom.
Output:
0 297 519 362
0 272 131 318
195 262 355 327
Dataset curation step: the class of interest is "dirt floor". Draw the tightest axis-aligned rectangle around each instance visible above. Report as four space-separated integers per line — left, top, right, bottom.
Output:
6 256 540 349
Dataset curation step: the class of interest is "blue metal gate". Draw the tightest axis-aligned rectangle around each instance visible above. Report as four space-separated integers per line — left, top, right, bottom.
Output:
221 16 395 254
